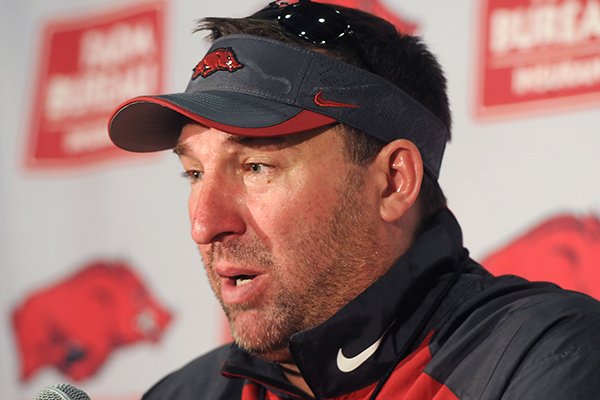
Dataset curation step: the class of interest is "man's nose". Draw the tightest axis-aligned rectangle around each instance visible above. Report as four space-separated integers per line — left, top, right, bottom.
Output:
189 175 246 245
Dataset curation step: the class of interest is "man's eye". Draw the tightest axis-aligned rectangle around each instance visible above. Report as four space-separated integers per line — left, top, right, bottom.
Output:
246 163 268 173
181 170 203 181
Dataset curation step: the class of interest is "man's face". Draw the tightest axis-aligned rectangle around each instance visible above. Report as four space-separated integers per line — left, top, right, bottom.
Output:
176 123 386 362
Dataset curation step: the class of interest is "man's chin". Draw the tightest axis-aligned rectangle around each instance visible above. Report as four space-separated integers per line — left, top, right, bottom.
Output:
241 343 294 363
228 314 294 363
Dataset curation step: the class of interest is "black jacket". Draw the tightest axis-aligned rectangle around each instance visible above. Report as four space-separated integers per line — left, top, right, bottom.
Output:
143 210 600 399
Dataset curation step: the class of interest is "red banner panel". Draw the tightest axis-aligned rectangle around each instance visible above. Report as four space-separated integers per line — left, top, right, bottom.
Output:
476 0 600 118
326 0 418 34
26 2 166 168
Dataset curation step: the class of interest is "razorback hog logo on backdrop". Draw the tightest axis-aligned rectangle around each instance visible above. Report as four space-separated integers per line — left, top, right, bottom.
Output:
12 260 172 381
192 47 243 79
483 214 600 300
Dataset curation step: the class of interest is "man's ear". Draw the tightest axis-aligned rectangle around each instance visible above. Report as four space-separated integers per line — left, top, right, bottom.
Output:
373 139 423 222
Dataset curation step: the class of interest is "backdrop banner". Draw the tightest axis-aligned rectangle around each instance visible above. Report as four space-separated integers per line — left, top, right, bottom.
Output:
2 0 598 399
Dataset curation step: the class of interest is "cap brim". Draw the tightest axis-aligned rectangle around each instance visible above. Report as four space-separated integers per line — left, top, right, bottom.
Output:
109 91 337 152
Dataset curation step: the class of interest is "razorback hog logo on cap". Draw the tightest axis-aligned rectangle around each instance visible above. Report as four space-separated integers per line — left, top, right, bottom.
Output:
12 259 172 381
192 47 243 79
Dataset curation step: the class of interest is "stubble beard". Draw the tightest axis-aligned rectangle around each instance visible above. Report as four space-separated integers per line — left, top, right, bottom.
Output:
202 171 382 363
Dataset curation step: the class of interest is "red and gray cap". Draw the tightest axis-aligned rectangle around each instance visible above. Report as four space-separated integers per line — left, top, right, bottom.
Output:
109 34 448 179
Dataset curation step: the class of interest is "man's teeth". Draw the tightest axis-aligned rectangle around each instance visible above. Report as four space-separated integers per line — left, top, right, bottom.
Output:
235 276 253 286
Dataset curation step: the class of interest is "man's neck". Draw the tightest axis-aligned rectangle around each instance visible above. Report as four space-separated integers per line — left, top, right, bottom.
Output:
280 363 314 398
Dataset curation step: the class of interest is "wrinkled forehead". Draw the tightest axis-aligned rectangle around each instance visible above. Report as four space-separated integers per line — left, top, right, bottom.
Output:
174 121 338 158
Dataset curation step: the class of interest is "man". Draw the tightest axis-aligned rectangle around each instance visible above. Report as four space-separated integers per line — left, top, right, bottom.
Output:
108 1 600 399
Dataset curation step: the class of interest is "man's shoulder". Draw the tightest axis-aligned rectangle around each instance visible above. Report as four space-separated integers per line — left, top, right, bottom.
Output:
429 278 600 399
142 344 244 400
498 288 600 398
506 287 600 359
487 279 600 335
464 277 600 350
455 272 600 330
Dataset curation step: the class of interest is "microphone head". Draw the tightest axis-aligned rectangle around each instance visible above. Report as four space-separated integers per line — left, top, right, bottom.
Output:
34 384 90 400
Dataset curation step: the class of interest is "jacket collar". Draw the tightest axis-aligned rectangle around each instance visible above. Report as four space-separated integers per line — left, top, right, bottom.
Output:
222 209 467 398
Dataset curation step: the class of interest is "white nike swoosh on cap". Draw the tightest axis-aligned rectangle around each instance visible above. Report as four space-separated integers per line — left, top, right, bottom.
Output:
336 334 384 373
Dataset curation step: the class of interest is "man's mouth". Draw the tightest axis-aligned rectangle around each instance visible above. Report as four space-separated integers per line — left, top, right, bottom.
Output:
217 269 266 305
232 274 256 287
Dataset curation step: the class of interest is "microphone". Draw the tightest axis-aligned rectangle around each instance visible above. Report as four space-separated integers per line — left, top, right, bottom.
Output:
33 384 90 400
